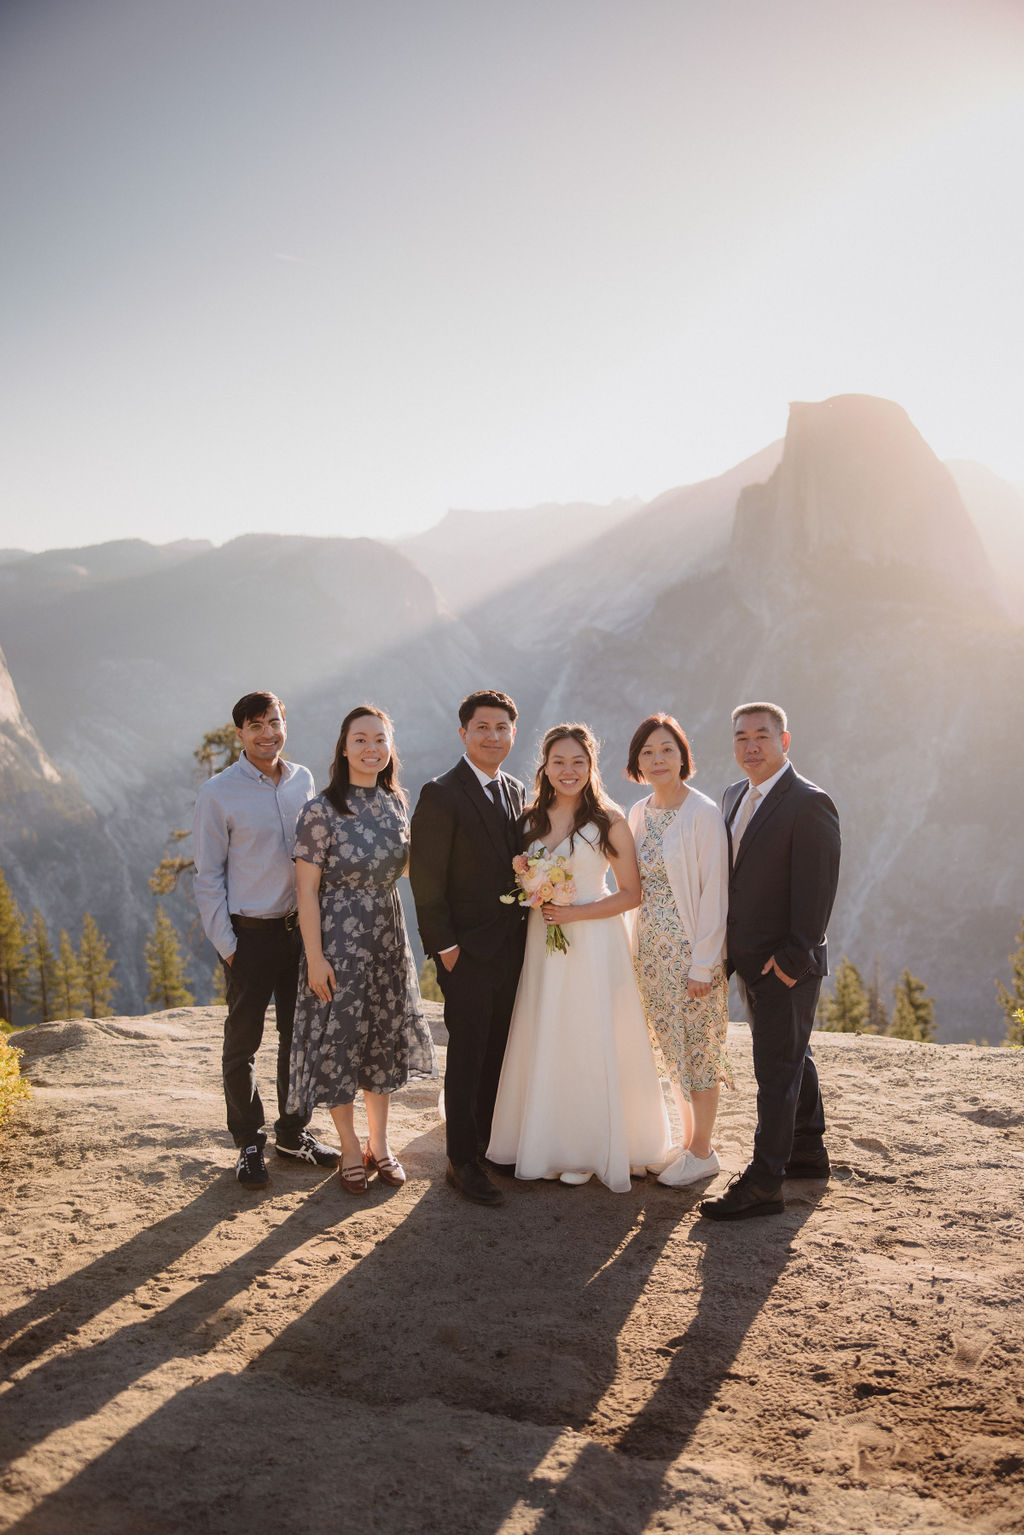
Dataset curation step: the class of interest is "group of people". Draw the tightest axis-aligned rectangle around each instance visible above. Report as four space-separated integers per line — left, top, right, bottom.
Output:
193 686 841 1222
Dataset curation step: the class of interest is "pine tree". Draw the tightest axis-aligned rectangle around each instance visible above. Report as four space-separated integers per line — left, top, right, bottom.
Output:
25 910 58 1023
54 930 86 1019
145 908 194 1010
888 969 936 1042
78 912 118 1017
0 869 28 1024
996 916 1024 1043
817 957 869 1032
866 958 889 1036
150 723 241 894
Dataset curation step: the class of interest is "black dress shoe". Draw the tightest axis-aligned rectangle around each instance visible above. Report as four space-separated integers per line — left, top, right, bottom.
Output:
446 1160 505 1207
784 1152 831 1180
699 1171 785 1221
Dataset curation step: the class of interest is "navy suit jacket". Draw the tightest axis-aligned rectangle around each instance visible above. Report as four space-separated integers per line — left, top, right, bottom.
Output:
723 764 841 986
410 757 527 962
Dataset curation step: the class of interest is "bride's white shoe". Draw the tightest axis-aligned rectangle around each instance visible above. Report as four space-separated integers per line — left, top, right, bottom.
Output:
636 1144 684 1177
559 1170 593 1185
656 1149 720 1187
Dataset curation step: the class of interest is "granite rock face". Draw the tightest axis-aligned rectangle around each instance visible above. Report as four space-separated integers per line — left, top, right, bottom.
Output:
0 644 62 794
1 398 1021 1038
732 394 1000 618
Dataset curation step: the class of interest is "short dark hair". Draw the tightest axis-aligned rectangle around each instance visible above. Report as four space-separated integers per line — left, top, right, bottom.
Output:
232 692 285 728
458 689 518 727
731 701 788 733
626 713 694 783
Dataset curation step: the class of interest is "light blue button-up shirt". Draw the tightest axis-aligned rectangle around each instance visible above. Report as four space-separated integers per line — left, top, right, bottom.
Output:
192 752 316 959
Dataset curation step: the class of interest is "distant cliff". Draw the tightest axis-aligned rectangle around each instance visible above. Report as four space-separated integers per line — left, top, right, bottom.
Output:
0 400 1021 1039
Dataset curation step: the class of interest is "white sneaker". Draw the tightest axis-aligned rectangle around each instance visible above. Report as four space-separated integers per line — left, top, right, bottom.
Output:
559 1170 593 1185
657 1149 720 1187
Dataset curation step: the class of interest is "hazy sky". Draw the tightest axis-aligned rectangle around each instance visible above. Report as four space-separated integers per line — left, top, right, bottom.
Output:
3 0 1022 551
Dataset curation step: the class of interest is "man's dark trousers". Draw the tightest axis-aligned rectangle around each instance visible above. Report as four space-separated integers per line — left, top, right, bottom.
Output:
222 920 310 1147
435 939 523 1167
737 970 826 1190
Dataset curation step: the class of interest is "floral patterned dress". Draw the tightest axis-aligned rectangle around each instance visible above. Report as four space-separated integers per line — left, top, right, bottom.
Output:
286 787 435 1112
634 805 733 1099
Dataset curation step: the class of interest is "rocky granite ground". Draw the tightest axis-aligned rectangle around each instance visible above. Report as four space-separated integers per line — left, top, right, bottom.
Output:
1 1008 1022 1534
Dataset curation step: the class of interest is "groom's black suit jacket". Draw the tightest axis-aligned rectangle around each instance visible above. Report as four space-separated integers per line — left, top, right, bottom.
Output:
723 763 841 986
410 757 527 962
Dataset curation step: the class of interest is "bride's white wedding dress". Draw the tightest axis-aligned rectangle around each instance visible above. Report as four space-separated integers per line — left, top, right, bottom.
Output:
487 826 672 1192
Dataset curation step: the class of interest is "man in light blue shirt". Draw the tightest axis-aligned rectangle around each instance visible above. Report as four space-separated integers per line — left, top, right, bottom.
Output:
193 690 338 1188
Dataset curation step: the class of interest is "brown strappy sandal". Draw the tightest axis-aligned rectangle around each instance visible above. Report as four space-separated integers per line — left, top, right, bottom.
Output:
339 1160 368 1195
363 1145 406 1187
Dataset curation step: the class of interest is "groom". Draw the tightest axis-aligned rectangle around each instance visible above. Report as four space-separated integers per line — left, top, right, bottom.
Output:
410 690 528 1207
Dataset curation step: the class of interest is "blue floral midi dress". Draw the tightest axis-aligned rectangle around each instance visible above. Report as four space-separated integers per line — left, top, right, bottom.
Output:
286 787 435 1111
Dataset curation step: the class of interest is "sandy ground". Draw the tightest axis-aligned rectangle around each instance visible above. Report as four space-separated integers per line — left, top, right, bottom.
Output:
1 1006 1022 1535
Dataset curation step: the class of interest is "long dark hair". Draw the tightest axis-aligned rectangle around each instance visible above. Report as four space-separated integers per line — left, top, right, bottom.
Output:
521 723 618 857
324 705 403 817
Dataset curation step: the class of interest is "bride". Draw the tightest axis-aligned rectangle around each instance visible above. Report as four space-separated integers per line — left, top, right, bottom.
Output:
487 723 672 1191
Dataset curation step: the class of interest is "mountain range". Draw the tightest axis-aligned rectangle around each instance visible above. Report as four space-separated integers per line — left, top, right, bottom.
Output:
2 393 1022 1041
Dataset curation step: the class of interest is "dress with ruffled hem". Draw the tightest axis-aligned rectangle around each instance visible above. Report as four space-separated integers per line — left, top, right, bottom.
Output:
287 788 436 1112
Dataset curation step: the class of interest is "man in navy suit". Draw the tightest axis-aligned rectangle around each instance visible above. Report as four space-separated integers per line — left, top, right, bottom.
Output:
700 702 841 1221
410 690 528 1207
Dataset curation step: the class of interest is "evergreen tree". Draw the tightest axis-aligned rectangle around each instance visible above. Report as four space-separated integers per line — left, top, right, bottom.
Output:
817 957 869 1032
866 958 889 1036
150 723 241 894
54 930 86 1019
888 969 936 1041
25 910 58 1023
996 916 1024 1041
78 912 118 1017
0 869 28 1024
145 908 195 1010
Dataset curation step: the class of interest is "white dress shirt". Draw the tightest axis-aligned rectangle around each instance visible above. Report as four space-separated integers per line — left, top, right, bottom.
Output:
733 761 790 831
462 753 510 814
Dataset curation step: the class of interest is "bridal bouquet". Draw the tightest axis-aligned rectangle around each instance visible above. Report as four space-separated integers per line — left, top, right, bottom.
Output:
501 850 577 954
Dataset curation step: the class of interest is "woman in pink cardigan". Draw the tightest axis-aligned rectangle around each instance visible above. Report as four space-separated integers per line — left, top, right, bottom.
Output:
626 713 733 1188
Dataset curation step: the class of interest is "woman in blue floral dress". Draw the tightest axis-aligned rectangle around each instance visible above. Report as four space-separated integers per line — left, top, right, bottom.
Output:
287 705 435 1194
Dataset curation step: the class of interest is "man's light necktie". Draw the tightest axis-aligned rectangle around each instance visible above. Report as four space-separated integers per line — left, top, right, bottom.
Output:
731 787 761 861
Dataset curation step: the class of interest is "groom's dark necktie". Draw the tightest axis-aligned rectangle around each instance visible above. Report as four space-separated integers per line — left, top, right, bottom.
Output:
485 779 507 818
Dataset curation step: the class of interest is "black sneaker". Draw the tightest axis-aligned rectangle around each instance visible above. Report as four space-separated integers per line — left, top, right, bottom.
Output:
236 1142 269 1188
275 1129 340 1168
